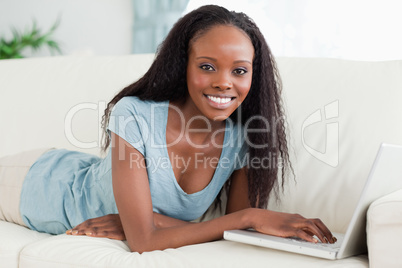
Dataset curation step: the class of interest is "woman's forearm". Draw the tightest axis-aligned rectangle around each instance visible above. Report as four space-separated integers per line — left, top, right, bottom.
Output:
131 208 256 253
130 207 337 253
67 213 194 240
153 212 194 228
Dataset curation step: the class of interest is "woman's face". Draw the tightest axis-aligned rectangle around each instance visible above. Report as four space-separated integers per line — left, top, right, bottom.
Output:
186 25 254 121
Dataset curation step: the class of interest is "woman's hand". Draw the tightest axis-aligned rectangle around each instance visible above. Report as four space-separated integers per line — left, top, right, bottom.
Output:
251 209 337 244
66 214 125 240
65 212 192 241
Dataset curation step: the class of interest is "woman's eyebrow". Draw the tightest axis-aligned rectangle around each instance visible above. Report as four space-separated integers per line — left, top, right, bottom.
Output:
196 56 217 61
196 56 252 64
234 60 252 65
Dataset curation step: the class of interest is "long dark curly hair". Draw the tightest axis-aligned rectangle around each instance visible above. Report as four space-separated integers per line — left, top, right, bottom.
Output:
101 5 292 209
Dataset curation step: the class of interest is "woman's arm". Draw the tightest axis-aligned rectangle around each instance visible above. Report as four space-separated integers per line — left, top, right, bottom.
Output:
66 168 246 239
111 132 335 253
110 132 248 252
225 167 251 214
153 212 194 228
66 212 192 240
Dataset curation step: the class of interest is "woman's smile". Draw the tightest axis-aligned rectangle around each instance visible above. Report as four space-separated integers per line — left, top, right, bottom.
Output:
203 94 236 109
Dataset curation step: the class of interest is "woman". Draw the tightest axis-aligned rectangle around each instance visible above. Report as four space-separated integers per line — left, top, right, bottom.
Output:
0 5 335 253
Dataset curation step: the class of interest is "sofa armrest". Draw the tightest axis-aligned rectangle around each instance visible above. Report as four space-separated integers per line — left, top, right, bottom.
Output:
367 188 402 268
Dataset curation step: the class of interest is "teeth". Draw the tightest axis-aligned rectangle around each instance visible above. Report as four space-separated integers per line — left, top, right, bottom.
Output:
207 95 232 104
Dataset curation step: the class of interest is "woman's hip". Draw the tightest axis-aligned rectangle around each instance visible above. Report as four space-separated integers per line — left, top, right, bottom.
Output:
0 147 54 226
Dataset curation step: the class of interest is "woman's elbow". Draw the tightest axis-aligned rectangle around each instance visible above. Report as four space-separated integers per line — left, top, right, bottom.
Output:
128 241 152 254
128 242 166 254
126 232 162 253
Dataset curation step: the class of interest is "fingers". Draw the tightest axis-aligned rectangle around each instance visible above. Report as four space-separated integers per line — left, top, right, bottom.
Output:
66 219 93 236
295 229 319 243
297 218 336 244
65 214 125 240
66 225 125 240
312 218 337 243
255 210 336 244
278 213 334 244
66 225 95 236
293 220 322 243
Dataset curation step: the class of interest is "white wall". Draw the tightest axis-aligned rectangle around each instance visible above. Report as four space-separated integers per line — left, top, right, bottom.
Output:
186 0 402 61
0 0 133 57
2 0 401 60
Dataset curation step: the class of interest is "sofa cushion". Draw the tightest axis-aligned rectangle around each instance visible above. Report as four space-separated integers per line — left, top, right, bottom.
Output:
367 189 402 268
19 234 368 267
0 220 50 268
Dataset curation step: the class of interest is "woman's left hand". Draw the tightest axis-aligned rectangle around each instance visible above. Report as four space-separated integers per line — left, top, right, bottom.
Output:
66 214 125 240
251 209 337 244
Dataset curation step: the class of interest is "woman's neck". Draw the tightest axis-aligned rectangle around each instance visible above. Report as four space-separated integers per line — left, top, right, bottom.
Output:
168 97 225 142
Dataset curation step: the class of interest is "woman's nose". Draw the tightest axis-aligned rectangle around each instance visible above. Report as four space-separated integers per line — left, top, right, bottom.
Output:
211 73 233 90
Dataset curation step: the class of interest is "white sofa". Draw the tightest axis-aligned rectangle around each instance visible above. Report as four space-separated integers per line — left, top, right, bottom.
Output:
1 54 402 268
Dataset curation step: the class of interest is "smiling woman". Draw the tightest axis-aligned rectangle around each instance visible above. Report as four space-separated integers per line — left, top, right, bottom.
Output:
0 5 336 253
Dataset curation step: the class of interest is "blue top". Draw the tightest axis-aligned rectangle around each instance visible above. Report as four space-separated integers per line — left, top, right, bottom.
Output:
20 96 248 234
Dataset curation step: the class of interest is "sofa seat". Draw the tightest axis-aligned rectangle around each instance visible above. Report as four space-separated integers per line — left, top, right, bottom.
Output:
0 221 50 268
16 231 367 268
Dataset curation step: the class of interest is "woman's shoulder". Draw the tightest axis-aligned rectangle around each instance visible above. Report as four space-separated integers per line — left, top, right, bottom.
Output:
115 96 155 108
113 96 168 116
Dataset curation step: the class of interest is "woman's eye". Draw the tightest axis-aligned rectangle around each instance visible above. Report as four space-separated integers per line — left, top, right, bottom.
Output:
200 65 214 71
233 68 247 75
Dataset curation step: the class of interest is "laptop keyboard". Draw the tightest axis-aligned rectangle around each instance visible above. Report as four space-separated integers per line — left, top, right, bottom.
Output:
285 236 341 250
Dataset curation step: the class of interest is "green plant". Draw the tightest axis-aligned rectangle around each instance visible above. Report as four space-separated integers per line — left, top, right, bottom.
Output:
0 19 62 60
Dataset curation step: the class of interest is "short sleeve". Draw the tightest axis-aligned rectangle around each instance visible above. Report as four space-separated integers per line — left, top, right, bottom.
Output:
233 139 249 170
107 97 147 155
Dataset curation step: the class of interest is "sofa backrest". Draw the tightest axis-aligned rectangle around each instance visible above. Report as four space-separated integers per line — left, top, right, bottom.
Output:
1 55 401 232
0 55 154 157
270 58 402 232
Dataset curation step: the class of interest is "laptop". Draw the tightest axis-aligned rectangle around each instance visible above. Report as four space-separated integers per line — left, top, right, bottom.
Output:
224 143 402 260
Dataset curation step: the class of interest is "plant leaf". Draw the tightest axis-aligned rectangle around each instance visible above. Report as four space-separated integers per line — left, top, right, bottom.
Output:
0 18 62 60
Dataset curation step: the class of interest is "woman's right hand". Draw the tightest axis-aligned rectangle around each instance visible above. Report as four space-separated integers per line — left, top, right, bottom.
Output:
250 209 337 244
66 214 125 240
